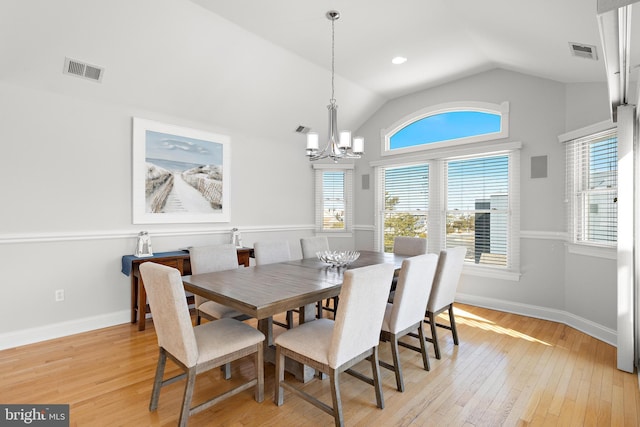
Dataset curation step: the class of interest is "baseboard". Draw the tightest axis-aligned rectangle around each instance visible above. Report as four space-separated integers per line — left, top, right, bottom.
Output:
456 293 616 347
0 310 130 351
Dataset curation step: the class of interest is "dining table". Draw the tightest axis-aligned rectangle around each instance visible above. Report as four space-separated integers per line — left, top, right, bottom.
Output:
181 250 409 382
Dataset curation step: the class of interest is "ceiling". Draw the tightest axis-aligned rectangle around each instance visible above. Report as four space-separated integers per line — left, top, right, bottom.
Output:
191 0 613 101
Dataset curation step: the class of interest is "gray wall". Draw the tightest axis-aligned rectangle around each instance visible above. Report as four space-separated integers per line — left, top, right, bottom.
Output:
0 1 618 348
352 69 616 342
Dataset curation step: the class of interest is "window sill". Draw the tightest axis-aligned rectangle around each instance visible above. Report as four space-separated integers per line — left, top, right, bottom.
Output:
462 264 521 281
315 231 353 238
566 243 616 260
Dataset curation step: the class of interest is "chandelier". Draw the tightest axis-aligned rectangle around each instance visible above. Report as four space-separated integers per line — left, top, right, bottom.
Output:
306 10 364 162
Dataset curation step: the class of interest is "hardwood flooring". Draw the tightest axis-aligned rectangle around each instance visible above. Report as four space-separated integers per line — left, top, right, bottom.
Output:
1 304 638 426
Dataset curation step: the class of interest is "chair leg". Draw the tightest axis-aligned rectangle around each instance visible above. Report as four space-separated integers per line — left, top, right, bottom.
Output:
286 310 294 329
329 369 344 427
179 367 197 427
428 311 441 359
195 312 202 326
370 346 385 409
417 323 430 371
274 346 285 406
389 335 404 392
449 304 459 345
221 363 231 380
149 348 167 411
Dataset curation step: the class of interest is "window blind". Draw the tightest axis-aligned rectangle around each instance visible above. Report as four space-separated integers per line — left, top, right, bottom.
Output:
565 128 617 245
381 164 429 252
314 167 353 232
445 154 509 267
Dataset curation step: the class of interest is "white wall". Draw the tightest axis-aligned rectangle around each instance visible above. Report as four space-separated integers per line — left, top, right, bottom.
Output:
352 69 617 344
0 0 385 349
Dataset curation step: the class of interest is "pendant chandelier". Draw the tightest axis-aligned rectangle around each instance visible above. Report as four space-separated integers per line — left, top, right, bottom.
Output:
306 10 364 162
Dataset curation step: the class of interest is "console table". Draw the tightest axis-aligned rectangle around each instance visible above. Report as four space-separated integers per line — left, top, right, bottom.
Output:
121 248 253 331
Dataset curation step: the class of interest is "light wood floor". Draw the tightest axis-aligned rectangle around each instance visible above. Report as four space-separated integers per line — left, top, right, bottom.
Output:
1 304 639 426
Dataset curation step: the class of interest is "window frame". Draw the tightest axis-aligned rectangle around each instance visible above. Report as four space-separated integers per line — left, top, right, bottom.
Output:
380 101 510 156
313 163 354 235
560 121 617 251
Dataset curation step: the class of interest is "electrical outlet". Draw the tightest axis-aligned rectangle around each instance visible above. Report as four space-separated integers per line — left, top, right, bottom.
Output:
55 289 65 302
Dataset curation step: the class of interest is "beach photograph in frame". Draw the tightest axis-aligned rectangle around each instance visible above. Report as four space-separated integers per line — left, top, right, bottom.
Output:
132 118 230 224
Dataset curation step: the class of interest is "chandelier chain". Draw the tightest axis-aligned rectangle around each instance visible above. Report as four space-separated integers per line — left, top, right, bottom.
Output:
330 16 336 105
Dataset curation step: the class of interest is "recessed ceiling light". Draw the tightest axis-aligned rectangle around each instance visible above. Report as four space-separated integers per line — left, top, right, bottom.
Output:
392 56 407 65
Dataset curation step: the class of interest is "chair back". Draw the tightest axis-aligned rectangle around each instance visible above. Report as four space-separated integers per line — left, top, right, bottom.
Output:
388 254 439 333
328 263 395 368
300 236 329 258
427 246 467 313
254 240 291 265
139 262 198 367
393 236 427 256
190 244 239 306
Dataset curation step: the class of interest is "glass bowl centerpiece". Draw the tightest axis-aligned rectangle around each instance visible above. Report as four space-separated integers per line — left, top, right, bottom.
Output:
316 250 360 268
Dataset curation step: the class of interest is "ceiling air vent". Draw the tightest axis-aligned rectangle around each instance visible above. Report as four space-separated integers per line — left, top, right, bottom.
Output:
569 42 598 60
63 57 104 82
295 125 312 134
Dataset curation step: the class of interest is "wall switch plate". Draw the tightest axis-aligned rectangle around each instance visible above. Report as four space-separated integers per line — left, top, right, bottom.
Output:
55 289 65 302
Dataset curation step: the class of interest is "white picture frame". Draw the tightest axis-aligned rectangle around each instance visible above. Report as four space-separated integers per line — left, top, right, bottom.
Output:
132 117 230 224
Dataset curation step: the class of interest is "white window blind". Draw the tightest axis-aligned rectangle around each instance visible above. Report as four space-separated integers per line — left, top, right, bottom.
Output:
565 128 617 246
314 165 353 233
445 154 510 267
381 164 429 252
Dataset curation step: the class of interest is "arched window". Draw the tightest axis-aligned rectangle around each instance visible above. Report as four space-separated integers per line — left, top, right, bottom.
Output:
382 101 509 155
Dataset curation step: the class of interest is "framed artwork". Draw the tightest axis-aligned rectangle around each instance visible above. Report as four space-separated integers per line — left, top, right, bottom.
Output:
132 117 230 224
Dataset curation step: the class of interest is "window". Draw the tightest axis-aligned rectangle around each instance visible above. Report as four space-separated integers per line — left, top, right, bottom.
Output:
565 128 617 246
374 101 519 279
382 101 509 156
445 155 509 266
381 164 428 252
314 164 353 233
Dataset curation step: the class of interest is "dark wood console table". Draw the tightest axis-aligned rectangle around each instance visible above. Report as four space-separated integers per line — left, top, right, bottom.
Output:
121 248 253 331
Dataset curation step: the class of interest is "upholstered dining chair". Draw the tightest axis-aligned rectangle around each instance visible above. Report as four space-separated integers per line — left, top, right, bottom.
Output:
300 236 336 318
274 262 395 427
393 236 428 256
379 253 438 392
388 236 428 302
425 246 467 359
139 262 264 427
253 240 295 329
190 244 246 325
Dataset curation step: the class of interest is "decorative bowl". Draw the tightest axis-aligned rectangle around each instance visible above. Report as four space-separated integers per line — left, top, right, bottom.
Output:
316 250 360 268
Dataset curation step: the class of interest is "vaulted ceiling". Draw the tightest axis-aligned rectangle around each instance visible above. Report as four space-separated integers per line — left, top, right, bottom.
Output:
191 0 616 100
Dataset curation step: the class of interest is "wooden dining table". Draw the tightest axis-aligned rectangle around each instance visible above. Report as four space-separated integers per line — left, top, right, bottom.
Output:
181 250 408 382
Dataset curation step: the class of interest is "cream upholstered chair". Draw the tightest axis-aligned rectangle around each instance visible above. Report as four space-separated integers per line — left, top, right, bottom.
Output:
274 263 395 427
388 236 428 302
139 262 264 427
393 236 427 256
425 246 467 359
300 236 329 258
300 236 336 318
190 244 246 325
379 254 438 392
253 240 295 329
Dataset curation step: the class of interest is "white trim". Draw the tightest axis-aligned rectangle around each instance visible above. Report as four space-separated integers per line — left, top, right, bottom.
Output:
0 225 316 245
456 293 617 346
381 101 510 156
520 230 568 240
462 265 521 281
557 119 615 143
0 310 130 351
370 141 522 167
312 163 355 170
566 243 617 259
